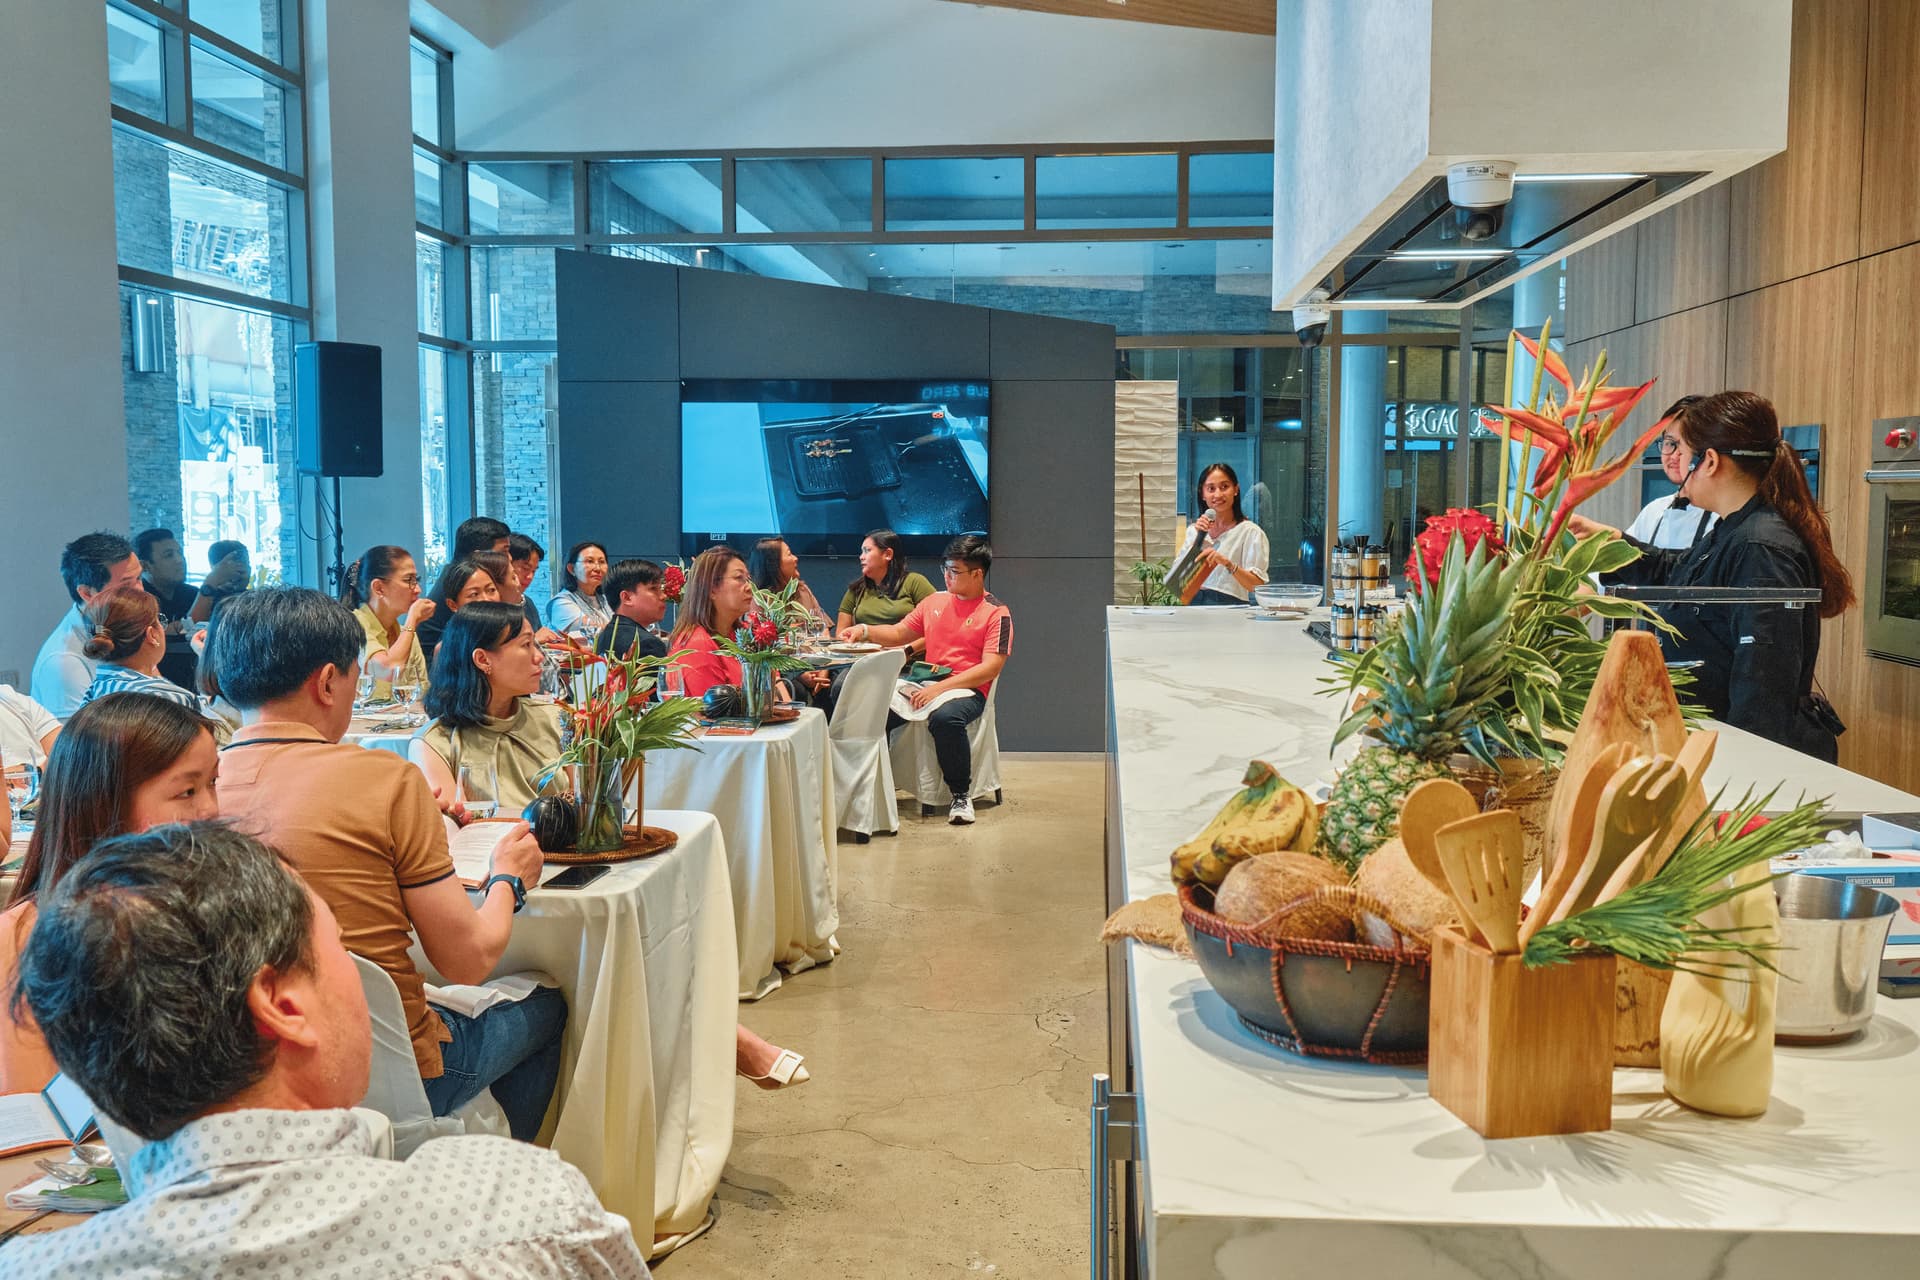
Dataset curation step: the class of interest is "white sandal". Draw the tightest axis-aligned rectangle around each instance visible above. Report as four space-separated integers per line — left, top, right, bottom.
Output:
741 1048 810 1090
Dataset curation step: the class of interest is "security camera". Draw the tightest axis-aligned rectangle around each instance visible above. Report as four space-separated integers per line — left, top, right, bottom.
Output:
1292 289 1331 348
1447 160 1515 242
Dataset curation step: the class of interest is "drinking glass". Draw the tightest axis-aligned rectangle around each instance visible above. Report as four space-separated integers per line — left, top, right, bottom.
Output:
357 669 377 708
457 761 499 820
7 764 41 832
661 665 686 702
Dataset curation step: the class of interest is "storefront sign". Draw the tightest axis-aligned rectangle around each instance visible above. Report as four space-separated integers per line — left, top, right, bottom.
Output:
1386 402 1501 441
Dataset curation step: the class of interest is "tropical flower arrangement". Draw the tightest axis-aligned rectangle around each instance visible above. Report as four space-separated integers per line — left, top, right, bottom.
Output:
660 561 687 604
714 581 816 719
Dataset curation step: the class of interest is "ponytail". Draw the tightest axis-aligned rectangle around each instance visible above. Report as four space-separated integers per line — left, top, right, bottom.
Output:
1758 438 1854 618
341 558 364 606
344 545 411 609
1678 391 1855 620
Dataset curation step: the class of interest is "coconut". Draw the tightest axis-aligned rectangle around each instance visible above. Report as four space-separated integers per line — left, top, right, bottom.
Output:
1213 851 1353 943
1351 836 1457 947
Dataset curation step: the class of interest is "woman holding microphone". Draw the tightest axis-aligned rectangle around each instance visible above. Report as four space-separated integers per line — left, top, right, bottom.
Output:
1177 462 1270 605
1569 390 1853 760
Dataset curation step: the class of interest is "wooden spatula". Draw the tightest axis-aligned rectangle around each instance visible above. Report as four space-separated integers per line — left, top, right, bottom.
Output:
1397 778 1479 894
1433 809 1526 954
1525 741 1633 940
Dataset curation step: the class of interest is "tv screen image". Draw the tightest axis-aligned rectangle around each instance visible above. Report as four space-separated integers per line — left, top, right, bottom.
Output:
680 378 990 557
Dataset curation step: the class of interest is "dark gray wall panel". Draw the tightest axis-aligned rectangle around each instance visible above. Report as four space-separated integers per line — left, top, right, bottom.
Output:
555 380 679 559
988 307 1117 381
678 268 991 380
988 379 1115 560
555 253 680 383
982 556 1110 752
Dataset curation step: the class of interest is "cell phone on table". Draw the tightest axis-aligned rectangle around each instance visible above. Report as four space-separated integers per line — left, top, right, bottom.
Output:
543 863 611 890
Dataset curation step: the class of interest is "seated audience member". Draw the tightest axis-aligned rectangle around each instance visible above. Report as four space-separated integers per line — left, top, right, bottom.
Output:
596 559 670 661
489 545 563 645
413 603 562 815
5 822 649 1278
202 539 254 606
508 533 547 630
194 611 243 746
416 602 813 1089
414 518 513 657
79 587 203 712
850 535 1011 826
666 546 751 697
344 544 433 701
134 527 203 689
750 537 832 626
0 684 60 772
419 556 503 663
836 528 936 640
1 692 218 1092
32 531 144 719
210 588 563 1139
548 540 613 640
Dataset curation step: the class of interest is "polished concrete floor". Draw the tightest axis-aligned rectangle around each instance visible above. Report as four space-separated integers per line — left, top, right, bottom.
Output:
660 755 1106 1279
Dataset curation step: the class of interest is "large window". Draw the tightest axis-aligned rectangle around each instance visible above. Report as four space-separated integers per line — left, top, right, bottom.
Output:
107 0 306 583
413 33 464 576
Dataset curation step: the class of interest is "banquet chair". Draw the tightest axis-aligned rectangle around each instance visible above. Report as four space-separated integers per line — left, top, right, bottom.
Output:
355 955 511 1157
828 647 907 842
888 679 1003 816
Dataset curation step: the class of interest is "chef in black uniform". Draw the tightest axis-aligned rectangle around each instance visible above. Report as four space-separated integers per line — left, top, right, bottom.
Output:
1569 390 1854 761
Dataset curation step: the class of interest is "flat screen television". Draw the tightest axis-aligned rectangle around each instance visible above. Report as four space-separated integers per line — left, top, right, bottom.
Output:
680 378 990 558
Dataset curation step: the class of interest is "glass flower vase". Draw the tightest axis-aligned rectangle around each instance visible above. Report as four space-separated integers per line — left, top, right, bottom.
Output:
741 659 776 723
570 758 631 854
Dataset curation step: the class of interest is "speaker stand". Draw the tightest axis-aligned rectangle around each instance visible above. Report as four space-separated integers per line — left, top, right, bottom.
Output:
325 474 348 598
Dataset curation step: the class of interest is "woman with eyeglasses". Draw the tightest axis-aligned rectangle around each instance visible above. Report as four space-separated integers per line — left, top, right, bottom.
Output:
547 541 613 641
1175 462 1269 605
1570 391 1854 760
344 545 434 701
1623 397 1719 551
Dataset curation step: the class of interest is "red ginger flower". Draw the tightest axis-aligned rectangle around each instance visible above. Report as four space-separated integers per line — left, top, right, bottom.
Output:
661 564 686 603
1406 508 1505 591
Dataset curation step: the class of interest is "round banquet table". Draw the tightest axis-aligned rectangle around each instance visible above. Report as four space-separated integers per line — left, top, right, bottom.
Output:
340 711 419 758
411 808 737 1258
641 706 840 1000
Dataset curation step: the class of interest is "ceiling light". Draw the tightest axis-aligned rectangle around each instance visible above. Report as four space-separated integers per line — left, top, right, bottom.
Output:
1513 172 1646 183
1390 248 1508 260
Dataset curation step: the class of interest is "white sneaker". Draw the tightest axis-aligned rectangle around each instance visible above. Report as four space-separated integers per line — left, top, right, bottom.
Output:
948 796 976 825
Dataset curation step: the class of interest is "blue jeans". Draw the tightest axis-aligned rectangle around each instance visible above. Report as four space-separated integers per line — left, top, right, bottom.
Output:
423 984 568 1141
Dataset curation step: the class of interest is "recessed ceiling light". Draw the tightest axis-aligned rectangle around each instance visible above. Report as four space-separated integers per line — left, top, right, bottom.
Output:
1513 172 1646 183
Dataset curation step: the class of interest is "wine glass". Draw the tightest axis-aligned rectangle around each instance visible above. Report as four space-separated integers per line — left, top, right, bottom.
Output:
356 669 377 709
7 764 41 834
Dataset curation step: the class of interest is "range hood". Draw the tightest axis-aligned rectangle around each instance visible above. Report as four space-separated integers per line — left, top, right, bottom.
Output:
1273 0 1792 310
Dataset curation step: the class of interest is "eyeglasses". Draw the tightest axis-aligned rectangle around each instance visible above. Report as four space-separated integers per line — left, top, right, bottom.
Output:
1657 436 1686 456
942 563 976 577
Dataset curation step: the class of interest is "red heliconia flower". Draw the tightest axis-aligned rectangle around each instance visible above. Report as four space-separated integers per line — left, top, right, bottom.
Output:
1540 416 1669 547
1406 507 1505 591
1516 330 1573 390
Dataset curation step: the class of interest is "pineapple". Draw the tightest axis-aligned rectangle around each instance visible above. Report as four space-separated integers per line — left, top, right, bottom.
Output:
1317 536 1527 873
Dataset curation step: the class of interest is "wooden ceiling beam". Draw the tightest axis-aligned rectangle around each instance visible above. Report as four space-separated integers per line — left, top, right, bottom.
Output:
935 0 1275 38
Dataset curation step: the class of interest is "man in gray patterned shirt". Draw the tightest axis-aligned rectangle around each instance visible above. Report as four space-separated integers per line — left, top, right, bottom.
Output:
6 822 649 1278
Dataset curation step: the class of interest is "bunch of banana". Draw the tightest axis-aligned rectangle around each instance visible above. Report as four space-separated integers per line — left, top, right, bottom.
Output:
1170 760 1319 888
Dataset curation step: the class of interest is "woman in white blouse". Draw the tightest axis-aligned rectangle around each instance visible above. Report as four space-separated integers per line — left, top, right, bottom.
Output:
544 540 612 640
1178 462 1270 605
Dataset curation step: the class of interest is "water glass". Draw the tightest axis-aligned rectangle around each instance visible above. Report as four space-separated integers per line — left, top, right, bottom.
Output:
6 764 41 830
457 762 499 820
356 670 377 708
660 666 686 702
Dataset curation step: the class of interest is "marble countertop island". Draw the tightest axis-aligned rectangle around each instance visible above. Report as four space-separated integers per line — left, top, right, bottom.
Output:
1106 606 1920 1280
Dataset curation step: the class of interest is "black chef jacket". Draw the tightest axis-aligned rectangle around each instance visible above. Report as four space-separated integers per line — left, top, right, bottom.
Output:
1608 494 1837 761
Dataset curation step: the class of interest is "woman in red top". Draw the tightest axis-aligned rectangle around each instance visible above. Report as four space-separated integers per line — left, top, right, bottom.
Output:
666 546 753 696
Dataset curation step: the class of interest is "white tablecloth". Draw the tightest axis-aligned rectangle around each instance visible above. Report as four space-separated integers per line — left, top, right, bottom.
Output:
643 708 840 999
341 714 417 758
413 809 737 1255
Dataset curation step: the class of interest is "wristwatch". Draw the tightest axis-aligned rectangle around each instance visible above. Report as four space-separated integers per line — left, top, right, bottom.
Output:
481 873 527 913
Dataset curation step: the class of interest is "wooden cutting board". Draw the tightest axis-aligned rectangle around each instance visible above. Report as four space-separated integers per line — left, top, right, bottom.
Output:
1540 631 1687 883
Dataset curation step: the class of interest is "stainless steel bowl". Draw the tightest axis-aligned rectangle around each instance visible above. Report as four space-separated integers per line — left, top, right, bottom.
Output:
1773 873 1898 1043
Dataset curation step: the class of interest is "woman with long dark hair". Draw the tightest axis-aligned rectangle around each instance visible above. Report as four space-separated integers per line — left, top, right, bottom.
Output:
1 692 218 1089
1573 390 1855 760
1174 462 1270 605
412 602 559 815
547 541 612 640
343 544 434 700
834 529 936 639
79 587 202 711
749 537 831 624
667 545 754 698
418 556 502 664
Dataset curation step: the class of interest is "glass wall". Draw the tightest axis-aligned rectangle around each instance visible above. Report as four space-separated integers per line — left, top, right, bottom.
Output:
106 0 307 583
413 33 464 575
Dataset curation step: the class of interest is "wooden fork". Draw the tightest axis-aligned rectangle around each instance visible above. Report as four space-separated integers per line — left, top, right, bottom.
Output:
1544 756 1688 926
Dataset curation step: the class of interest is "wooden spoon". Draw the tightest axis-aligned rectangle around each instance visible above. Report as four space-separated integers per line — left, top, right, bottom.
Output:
1433 809 1526 954
1397 778 1479 894
1524 741 1633 940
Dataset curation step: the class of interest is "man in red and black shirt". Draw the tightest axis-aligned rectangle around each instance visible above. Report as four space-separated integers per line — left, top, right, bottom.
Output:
849 535 1011 825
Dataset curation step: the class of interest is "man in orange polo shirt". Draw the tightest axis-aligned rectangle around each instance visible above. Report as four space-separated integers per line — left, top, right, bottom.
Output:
848 535 1011 826
210 587 562 1140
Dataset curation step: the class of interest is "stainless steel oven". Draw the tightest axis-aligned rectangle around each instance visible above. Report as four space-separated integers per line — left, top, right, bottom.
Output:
1865 417 1920 665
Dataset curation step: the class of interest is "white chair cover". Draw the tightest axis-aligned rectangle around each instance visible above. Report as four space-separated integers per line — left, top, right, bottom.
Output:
828 648 906 837
354 954 511 1155
888 679 1003 810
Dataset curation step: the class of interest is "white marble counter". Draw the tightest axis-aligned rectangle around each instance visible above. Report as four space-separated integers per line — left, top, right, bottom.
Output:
1107 606 1920 1279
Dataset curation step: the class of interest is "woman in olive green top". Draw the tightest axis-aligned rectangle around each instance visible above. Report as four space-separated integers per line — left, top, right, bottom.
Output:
410 602 560 815
344 544 434 702
836 530 936 637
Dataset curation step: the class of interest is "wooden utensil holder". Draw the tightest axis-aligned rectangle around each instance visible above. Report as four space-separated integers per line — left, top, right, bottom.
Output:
1428 925 1616 1139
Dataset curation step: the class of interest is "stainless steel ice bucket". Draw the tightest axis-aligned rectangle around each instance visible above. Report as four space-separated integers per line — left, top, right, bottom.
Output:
1773 872 1898 1043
